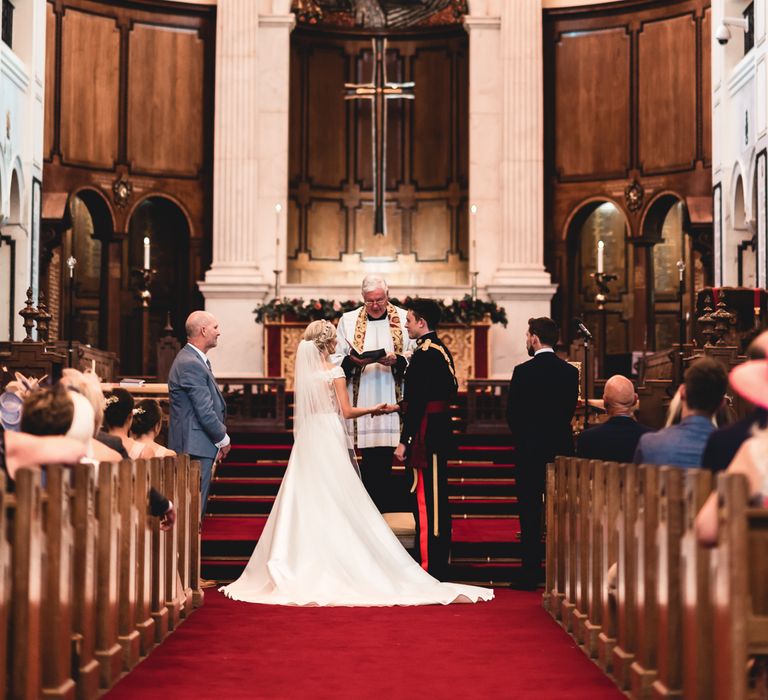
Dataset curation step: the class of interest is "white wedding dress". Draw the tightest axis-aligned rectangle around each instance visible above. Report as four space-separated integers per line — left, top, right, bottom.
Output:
220 340 493 607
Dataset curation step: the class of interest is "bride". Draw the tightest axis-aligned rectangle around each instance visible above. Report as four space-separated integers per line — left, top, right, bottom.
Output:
220 320 493 606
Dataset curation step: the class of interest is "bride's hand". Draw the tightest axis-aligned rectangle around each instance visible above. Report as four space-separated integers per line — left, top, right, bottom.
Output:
370 402 388 416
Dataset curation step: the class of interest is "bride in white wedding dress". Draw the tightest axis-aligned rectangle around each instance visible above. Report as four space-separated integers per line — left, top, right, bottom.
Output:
220 320 493 606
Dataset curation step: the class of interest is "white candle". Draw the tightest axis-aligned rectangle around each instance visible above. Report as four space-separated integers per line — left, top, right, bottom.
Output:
275 204 282 267
90 359 96 373
143 236 150 270
597 240 604 274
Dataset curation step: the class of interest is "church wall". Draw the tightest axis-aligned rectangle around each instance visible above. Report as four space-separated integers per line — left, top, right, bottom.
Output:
544 0 713 356
41 0 215 370
0 0 46 342
711 0 767 291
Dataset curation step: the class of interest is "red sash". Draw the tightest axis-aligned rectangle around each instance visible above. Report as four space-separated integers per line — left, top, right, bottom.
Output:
406 400 450 470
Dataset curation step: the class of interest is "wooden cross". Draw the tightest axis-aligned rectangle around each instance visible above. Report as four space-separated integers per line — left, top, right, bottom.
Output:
345 38 415 236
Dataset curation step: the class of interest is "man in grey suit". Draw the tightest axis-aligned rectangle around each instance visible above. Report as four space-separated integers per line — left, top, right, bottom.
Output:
168 311 230 520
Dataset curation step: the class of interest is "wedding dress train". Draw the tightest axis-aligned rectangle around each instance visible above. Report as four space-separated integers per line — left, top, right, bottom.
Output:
220 346 493 607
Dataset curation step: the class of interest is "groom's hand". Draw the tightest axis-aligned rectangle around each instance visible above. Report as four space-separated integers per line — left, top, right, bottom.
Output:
394 443 406 462
378 352 397 367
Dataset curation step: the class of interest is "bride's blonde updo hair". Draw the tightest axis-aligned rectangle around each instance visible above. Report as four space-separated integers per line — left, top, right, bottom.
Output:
303 320 336 354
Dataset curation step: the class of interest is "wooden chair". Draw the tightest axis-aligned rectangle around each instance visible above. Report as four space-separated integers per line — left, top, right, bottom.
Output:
650 466 685 699
597 462 621 672
41 464 76 698
71 463 100 699
11 467 43 700
117 460 141 670
629 464 661 699
612 462 638 689
680 469 713 700
95 462 123 688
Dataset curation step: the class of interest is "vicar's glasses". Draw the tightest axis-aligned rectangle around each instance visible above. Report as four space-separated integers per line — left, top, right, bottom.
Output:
364 296 387 308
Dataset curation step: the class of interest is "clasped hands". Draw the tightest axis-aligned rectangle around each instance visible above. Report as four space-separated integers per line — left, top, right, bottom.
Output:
370 403 400 416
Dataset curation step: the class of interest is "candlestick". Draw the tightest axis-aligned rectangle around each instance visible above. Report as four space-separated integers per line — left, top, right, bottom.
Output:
470 204 478 269
470 271 479 301
597 240 604 274
143 236 150 270
275 203 282 267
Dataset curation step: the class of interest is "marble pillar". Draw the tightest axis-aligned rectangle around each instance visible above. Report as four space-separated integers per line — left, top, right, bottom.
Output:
198 0 294 375
466 1 557 376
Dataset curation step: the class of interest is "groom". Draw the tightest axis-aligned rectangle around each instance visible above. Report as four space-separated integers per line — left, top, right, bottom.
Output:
394 299 457 579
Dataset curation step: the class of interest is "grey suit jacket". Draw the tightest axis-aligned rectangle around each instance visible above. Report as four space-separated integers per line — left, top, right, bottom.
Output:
167 344 227 459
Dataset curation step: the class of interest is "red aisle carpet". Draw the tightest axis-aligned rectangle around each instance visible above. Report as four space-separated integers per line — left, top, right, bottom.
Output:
105 590 622 699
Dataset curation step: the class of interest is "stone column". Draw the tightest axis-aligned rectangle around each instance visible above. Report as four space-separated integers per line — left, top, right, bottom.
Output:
199 0 294 375
466 0 556 376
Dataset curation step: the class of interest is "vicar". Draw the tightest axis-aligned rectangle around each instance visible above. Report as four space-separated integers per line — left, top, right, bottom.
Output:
394 298 457 579
332 275 415 512
507 317 578 589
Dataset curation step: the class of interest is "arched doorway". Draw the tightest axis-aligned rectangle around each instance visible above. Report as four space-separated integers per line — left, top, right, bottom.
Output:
642 194 692 351
565 200 631 374
124 196 191 375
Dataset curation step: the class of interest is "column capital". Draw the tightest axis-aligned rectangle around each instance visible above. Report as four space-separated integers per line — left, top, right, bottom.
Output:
463 15 501 32
259 14 297 30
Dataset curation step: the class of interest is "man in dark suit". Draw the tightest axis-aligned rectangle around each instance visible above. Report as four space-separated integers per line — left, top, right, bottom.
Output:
168 311 230 521
506 317 579 589
577 374 652 463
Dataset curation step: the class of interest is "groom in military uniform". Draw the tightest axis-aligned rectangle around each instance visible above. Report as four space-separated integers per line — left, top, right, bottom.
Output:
394 298 457 579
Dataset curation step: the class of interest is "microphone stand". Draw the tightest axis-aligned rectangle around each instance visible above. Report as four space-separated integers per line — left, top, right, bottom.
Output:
582 332 590 432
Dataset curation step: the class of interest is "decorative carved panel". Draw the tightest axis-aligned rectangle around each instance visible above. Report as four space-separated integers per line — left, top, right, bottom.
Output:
127 23 205 176
44 5 56 158
638 14 698 173
702 8 712 165
554 27 631 180
307 200 345 259
59 9 120 168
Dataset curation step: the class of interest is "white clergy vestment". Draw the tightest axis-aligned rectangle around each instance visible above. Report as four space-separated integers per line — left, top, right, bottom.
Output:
331 306 415 448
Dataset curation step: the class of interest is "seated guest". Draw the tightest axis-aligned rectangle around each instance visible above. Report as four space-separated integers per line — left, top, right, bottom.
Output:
633 357 728 468
576 375 651 463
130 399 176 459
701 330 768 472
103 388 154 461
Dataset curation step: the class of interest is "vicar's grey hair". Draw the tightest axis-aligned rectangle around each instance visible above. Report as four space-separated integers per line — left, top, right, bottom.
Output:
361 275 388 295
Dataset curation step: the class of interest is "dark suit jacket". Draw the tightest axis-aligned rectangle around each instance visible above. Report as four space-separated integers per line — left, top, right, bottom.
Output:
576 416 652 464
701 408 768 472
506 351 579 489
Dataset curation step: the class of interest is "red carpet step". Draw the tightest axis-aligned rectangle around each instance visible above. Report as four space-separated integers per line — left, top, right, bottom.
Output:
105 589 623 700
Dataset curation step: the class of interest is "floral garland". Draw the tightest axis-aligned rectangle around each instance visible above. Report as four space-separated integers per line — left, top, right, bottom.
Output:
253 294 507 327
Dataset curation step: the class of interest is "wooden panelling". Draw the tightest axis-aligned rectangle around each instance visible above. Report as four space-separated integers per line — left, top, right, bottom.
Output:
353 203 402 259
638 14 697 172
555 28 631 179
412 199 451 261
307 200 345 259
44 5 56 158
307 46 347 189
413 47 452 189
59 9 120 168
702 8 712 164
127 24 204 175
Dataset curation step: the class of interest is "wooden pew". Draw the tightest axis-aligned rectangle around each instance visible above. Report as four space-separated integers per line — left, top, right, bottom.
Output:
561 457 579 631
630 465 661 698
149 458 169 642
94 462 123 688
134 458 156 657
651 466 685 699
680 469 713 700
175 454 194 616
713 473 768 700
10 467 43 700
574 458 592 645
544 457 567 617
581 459 607 657
612 462 638 689
41 464 76 699
0 473 9 696
597 462 621 672
71 463 100 699
189 459 205 608
162 456 183 629
117 460 141 670
544 461 556 614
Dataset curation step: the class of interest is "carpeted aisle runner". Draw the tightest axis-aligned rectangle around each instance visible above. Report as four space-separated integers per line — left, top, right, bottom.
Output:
105 590 622 699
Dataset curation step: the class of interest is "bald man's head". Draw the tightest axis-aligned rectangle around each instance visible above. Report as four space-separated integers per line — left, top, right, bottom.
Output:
185 311 221 353
747 330 768 359
603 375 637 416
